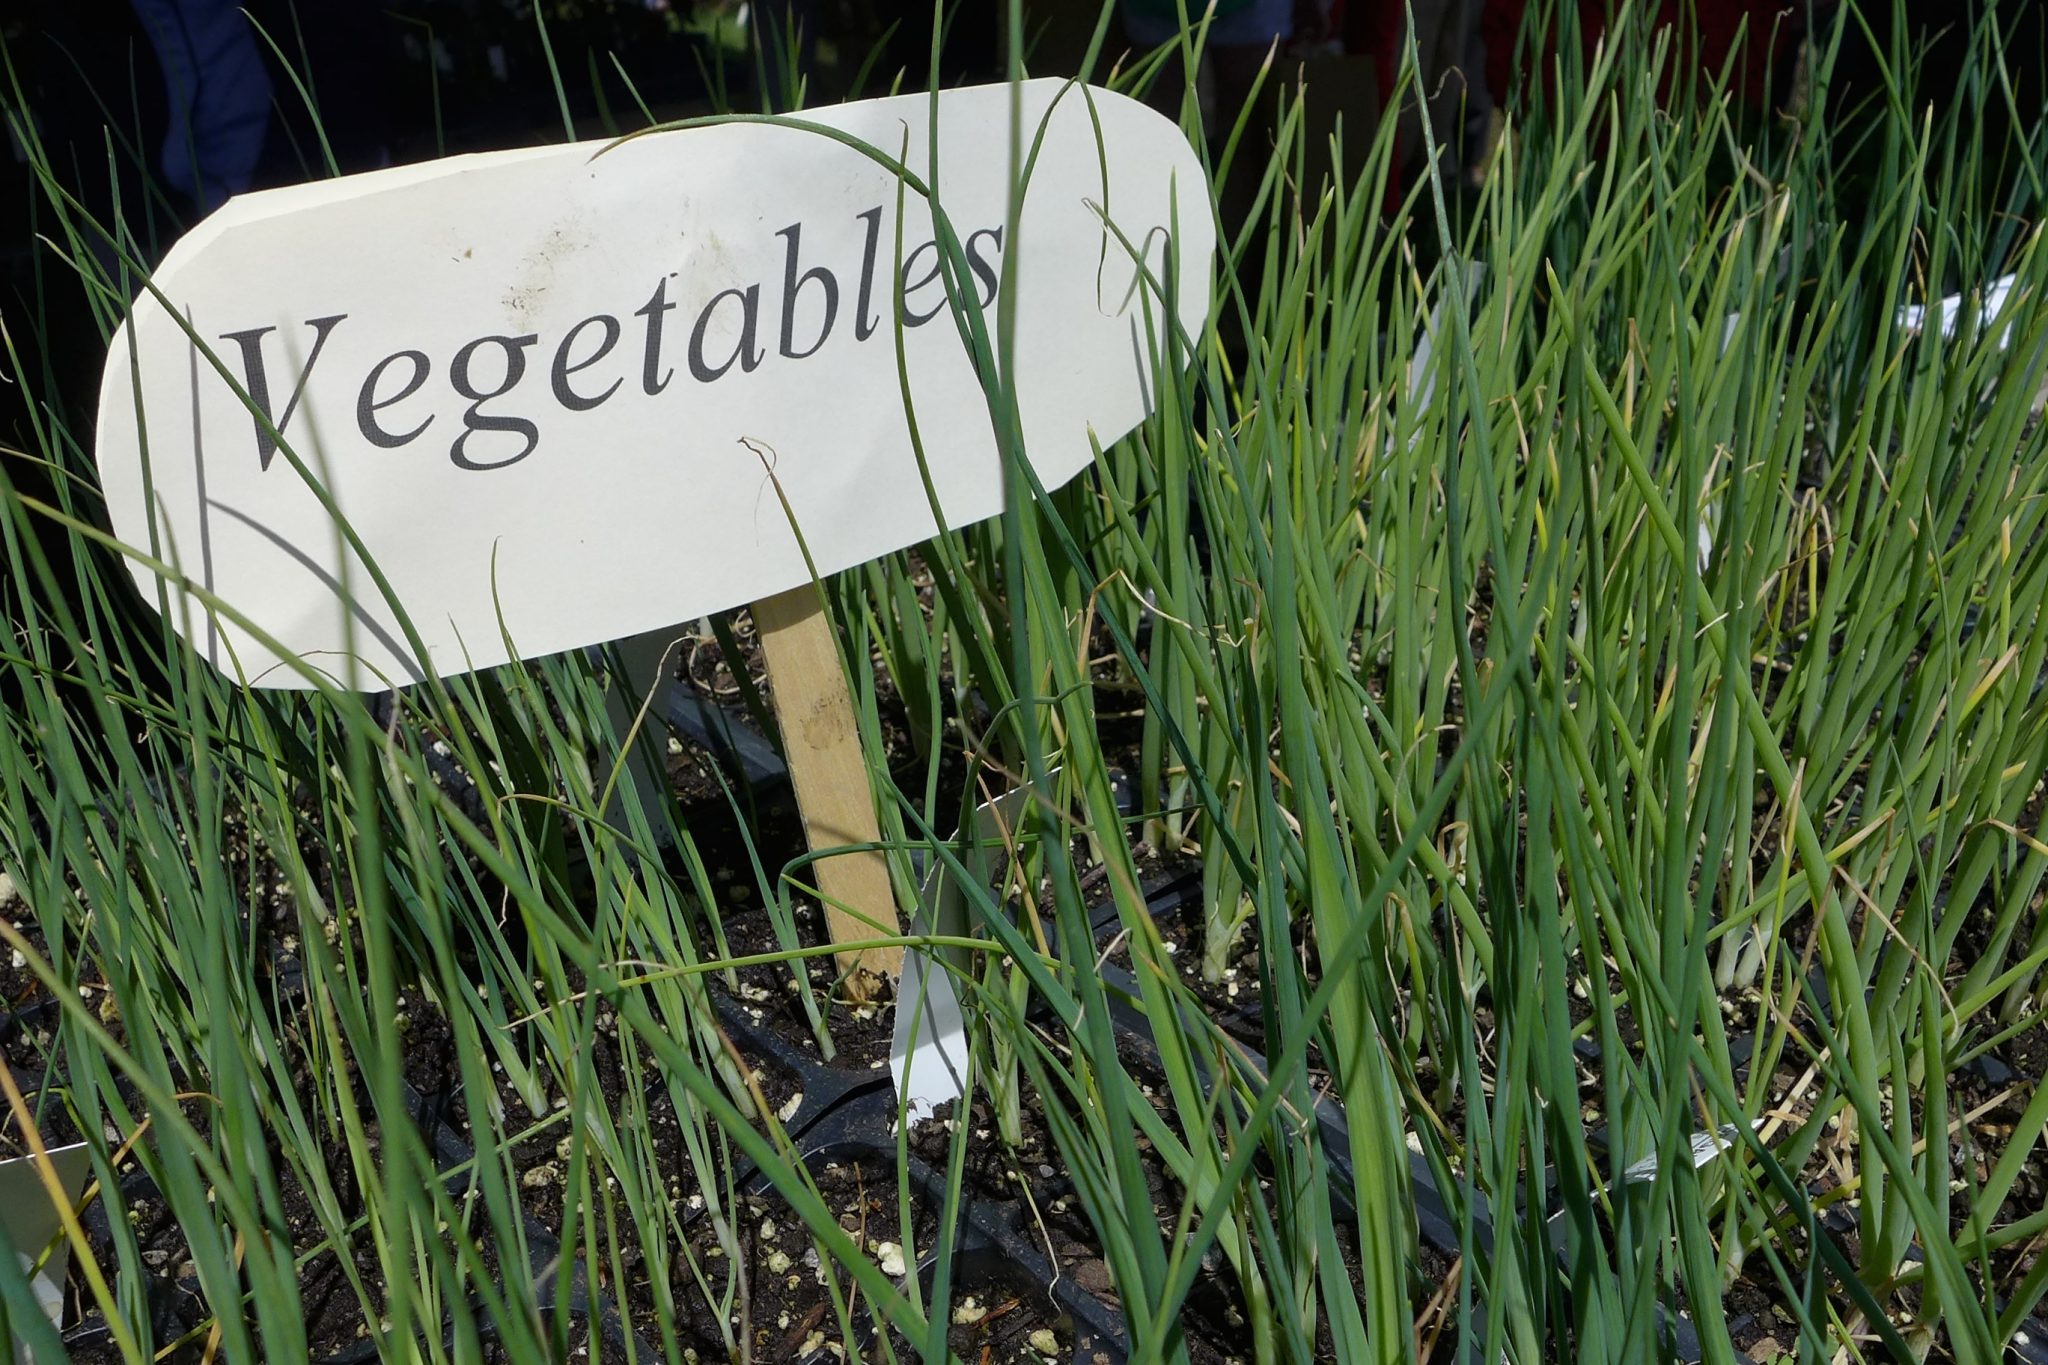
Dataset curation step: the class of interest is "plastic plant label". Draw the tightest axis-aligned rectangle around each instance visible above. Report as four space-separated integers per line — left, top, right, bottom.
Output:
94 81 1212 691
0 1142 92 1363
892 777 1049 1122
1898 273 2020 345
1615 1123 1750 1187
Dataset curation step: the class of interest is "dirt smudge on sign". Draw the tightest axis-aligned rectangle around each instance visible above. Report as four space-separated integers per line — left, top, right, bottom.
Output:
503 220 588 328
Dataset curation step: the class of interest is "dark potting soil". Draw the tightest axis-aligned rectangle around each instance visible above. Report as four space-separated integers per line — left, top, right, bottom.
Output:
904 1091 1196 1350
674 1148 946 1363
31 972 607 1365
0 928 90 1153
1096 868 1321 1094
1132 893 1265 1050
1723 1275 1803 1356
905 1092 1457 1365
49 1100 429 1364
716 902 898 1077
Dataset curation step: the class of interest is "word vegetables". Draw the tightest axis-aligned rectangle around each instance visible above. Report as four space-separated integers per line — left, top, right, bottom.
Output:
225 210 1007 474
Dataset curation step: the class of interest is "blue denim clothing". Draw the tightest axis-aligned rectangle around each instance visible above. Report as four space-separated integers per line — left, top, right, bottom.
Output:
130 0 273 212
1123 0 1295 49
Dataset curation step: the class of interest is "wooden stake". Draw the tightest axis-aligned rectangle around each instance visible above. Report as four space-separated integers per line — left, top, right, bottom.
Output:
750 582 902 993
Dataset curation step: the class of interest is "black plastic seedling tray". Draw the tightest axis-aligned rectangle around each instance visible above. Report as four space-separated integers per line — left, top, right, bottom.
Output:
37 883 2048 1365
55 1073 658 1365
658 869 1477 1365
1093 881 1721 1365
32 708 2048 1363
1107 865 2048 1365
673 982 1127 1365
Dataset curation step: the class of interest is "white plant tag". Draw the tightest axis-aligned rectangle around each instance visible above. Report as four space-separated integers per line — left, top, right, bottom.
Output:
1898 273 2020 346
891 778 1049 1123
1616 1123 1749 1187
0 1142 92 1363
1403 263 1485 420
95 81 1211 691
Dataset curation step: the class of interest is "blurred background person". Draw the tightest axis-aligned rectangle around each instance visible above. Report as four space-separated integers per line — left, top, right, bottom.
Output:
128 0 272 214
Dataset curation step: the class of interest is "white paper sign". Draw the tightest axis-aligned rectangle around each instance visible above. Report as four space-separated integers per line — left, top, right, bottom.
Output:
95 81 1211 690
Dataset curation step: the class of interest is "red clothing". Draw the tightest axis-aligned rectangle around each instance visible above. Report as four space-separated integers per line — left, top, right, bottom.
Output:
1340 0 1802 112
